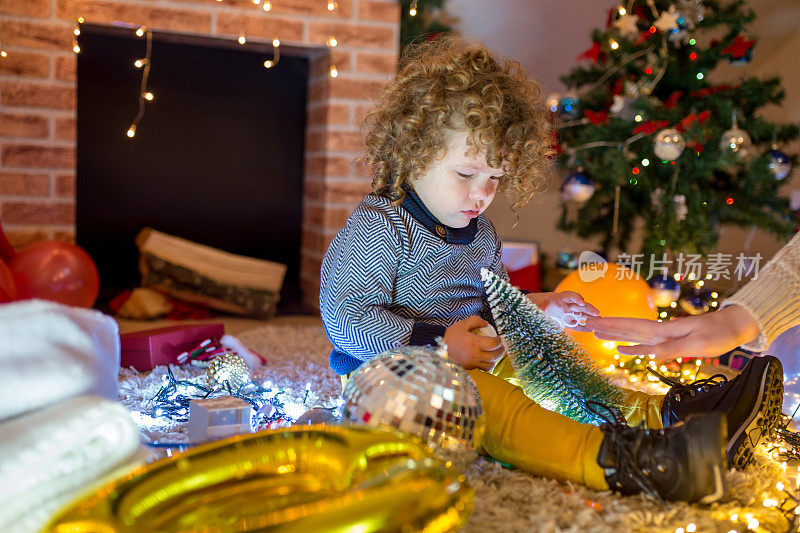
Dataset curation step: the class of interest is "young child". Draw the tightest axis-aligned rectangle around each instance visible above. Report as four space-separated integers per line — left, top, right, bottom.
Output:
320 36 783 503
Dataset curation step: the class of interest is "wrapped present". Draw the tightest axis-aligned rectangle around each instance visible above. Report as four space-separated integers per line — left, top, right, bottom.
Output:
502 241 541 293
188 397 252 444
120 323 224 371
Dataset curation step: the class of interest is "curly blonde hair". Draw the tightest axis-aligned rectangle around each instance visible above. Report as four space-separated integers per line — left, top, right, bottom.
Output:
362 35 553 213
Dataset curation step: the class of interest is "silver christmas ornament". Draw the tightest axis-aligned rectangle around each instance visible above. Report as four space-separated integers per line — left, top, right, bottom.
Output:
768 148 792 180
342 345 483 453
560 171 596 203
720 113 752 159
654 128 686 161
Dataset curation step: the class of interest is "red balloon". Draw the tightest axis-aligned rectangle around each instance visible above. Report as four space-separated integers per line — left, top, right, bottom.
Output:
9 241 99 308
0 260 16 303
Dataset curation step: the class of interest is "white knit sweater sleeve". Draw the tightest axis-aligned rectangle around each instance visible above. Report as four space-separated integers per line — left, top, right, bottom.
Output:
723 231 800 351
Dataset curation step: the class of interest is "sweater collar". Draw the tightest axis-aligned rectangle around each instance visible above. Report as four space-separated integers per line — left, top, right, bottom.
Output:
399 189 478 245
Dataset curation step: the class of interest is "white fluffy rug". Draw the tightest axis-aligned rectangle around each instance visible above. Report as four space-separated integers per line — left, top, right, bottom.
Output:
118 320 798 532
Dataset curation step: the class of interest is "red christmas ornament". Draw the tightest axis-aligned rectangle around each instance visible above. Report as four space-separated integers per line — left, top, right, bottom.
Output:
577 41 604 64
676 110 711 132
633 120 669 135
663 91 684 109
686 141 705 153
610 78 623 97
583 109 609 125
690 84 736 97
634 29 657 45
721 35 755 59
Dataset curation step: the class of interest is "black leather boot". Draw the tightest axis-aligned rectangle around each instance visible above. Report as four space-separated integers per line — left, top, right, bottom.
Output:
595 403 727 503
658 355 784 469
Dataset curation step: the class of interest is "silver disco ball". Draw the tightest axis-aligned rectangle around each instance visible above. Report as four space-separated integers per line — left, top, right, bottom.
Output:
342 346 483 452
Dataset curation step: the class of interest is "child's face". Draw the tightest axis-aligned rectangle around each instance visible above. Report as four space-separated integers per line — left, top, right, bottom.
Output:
413 130 505 228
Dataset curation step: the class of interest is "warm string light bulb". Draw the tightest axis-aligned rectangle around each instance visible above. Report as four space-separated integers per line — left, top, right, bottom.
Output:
326 36 337 47
264 39 280 69
73 27 81 36
327 0 337 10
329 64 338 77
409 0 418 16
72 40 81 54
609 39 619 50
238 33 246 45
136 26 146 37
262 1 271 11
0 51 7 58
127 28 153 139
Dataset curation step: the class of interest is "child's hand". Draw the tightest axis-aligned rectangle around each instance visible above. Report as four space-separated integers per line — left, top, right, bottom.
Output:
528 291 599 332
443 316 504 371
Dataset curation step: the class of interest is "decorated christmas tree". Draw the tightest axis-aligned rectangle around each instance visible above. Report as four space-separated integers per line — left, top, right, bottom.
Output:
481 269 623 425
398 0 452 50
553 0 799 264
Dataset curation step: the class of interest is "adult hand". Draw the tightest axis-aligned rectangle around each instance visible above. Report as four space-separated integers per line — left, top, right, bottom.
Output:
443 316 505 371
586 305 761 360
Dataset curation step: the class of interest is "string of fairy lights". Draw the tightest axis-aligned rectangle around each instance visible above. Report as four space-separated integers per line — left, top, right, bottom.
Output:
0 1 424 136
49 0 365 138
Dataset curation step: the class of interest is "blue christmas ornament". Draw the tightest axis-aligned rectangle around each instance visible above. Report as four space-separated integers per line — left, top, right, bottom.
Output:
678 288 712 315
648 275 681 307
556 250 578 271
560 171 595 203
558 95 581 120
768 149 792 180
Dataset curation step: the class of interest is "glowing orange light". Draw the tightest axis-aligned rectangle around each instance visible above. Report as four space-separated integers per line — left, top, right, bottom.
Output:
726 197 734 205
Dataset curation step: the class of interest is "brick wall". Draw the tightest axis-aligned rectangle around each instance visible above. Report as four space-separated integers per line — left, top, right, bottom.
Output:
0 0 398 310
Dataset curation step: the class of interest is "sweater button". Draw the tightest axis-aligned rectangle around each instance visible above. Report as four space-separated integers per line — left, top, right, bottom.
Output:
435 225 446 237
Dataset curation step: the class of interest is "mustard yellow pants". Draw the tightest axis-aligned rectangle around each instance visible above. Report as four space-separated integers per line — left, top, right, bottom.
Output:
341 355 665 491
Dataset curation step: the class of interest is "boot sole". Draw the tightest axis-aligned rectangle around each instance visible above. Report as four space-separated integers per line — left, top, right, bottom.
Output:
685 412 727 504
727 356 784 469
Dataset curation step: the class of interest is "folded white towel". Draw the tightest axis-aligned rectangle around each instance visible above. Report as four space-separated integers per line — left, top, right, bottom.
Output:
0 299 120 421
0 395 142 533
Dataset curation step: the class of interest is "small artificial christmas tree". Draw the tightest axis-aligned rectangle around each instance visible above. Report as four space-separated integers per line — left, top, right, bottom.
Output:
553 0 799 266
481 268 623 425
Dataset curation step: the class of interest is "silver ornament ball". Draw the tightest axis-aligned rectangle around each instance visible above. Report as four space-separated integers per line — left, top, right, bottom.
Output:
720 126 752 159
342 345 483 453
653 128 686 161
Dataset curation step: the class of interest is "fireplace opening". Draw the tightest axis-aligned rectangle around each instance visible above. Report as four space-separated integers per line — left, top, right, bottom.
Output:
76 26 308 314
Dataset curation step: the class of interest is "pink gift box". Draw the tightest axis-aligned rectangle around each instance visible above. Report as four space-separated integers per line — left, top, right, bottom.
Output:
120 323 225 371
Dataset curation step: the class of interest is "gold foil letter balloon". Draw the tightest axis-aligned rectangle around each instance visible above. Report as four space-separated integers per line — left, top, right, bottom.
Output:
46 426 473 532
342 345 483 453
